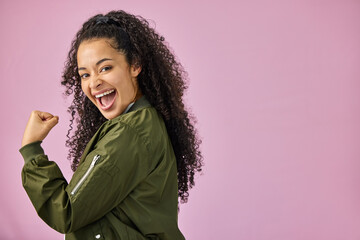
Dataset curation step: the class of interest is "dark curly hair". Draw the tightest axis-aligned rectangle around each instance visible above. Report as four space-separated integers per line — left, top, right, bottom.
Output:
61 10 203 203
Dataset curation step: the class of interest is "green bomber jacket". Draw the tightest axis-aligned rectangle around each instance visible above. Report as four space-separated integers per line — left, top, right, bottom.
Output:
20 96 185 240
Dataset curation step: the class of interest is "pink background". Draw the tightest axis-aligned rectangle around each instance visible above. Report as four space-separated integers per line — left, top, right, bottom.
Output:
1 0 359 239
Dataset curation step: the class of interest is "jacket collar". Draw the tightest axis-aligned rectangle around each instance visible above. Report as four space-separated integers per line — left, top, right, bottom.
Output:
127 95 151 113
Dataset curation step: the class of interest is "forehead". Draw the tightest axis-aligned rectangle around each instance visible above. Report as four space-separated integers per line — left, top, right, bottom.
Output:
77 38 120 64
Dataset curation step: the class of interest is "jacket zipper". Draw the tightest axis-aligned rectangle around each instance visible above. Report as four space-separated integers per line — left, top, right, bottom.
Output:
70 154 100 196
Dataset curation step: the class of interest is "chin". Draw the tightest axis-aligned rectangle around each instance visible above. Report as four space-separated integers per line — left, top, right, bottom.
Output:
100 110 122 120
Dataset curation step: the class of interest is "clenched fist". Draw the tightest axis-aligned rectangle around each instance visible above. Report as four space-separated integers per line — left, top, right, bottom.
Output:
21 111 59 147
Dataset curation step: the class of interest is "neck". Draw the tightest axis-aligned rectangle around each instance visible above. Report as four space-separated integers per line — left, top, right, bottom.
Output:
133 90 143 102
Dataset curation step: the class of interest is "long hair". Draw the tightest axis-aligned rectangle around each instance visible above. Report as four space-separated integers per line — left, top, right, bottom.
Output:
61 10 203 203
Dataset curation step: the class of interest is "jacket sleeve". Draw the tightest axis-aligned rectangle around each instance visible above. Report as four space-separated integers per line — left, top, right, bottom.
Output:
20 123 151 233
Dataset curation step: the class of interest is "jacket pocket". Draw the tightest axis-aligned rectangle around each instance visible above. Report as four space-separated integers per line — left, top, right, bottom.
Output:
70 154 101 196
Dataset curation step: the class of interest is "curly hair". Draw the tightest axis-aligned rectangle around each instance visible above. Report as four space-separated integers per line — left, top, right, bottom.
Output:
61 10 203 203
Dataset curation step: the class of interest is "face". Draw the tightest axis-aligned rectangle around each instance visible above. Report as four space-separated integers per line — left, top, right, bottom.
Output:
77 38 141 120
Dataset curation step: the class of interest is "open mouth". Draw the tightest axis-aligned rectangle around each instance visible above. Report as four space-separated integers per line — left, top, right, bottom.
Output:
95 89 116 110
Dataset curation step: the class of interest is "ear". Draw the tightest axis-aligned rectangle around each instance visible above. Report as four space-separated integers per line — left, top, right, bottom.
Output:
130 64 142 78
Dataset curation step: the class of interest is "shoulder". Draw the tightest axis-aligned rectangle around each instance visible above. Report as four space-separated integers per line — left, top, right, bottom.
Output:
99 103 167 155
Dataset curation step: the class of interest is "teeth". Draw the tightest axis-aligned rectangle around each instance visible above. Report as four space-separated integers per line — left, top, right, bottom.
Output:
95 89 115 99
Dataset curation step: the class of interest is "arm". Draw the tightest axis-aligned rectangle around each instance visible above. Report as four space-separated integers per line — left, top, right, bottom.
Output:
20 141 72 233
20 111 151 233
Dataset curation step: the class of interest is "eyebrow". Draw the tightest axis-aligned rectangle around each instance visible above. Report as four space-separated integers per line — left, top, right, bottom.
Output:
78 58 112 71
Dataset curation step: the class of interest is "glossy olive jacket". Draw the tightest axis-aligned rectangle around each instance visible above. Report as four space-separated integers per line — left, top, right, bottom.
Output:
20 97 185 240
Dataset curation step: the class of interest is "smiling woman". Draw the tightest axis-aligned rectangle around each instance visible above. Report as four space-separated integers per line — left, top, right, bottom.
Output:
19 10 203 240
77 39 142 119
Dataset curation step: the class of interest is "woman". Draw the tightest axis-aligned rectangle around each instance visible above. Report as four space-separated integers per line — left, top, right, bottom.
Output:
20 10 203 239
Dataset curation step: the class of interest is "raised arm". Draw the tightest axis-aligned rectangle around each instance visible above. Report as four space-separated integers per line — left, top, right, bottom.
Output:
20 111 151 233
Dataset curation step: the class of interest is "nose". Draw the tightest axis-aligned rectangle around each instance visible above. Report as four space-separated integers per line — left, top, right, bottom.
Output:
89 75 102 89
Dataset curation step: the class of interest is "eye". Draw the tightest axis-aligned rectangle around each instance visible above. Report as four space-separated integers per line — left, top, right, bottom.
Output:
80 73 89 79
100 66 112 73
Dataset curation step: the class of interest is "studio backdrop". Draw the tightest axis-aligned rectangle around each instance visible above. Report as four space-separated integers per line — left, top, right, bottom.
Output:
0 0 359 239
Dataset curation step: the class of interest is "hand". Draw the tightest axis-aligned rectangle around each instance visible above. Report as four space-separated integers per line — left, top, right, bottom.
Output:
21 111 59 147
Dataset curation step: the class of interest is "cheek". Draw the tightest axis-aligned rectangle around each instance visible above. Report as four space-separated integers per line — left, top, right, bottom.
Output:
117 80 135 97
81 82 90 97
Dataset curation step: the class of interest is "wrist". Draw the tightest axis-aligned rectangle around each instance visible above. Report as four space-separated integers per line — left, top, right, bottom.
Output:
19 141 44 164
21 137 42 148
